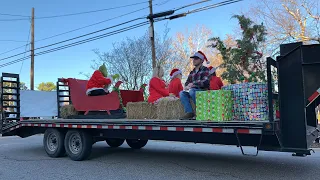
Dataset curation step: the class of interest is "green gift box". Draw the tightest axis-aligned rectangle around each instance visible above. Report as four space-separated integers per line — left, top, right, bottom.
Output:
196 90 233 121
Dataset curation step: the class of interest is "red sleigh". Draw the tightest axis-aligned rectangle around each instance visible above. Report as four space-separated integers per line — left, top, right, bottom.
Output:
57 78 146 118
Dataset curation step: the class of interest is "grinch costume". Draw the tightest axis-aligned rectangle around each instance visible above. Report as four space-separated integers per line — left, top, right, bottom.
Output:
86 63 119 96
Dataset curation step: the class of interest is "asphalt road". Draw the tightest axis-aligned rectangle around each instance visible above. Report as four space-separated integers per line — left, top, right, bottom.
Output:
0 135 320 180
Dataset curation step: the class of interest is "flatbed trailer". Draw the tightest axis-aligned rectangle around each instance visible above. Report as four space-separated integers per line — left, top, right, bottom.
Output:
1 42 320 161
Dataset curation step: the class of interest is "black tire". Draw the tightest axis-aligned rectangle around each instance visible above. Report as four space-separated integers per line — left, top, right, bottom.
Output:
43 129 65 158
64 130 93 161
126 139 148 149
106 138 125 147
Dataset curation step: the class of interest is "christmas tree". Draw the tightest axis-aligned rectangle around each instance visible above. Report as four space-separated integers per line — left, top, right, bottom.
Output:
208 15 267 84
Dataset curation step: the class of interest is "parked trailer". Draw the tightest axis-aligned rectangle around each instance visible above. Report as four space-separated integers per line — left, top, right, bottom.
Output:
1 42 319 161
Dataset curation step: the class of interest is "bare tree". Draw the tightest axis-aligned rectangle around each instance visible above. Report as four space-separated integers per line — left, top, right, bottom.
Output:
170 25 228 83
249 0 320 55
89 25 173 90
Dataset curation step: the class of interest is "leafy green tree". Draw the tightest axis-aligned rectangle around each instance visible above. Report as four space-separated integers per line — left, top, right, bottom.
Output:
208 15 267 84
37 82 56 91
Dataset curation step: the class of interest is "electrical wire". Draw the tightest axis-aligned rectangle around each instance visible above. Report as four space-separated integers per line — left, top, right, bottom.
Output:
0 0 242 65
0 16 145 62
35 0 171 42
35 7 148 42
166 0 243 20
174 0 213 11
35 22 151 56
0 13 30 17
0 1 149 21
0 44 28 56
0 20 154 68
0 0 170 21
0 40 28 42
0 6 148 56
34 18 145 51
0 0 168 56
19 44 30 74
19 21 32 74
187 0 243 15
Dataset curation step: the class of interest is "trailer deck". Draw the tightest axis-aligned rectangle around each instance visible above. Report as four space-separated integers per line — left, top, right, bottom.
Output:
2 119 271 136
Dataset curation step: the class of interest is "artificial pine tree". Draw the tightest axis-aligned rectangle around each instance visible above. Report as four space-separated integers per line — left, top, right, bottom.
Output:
208 15 267 84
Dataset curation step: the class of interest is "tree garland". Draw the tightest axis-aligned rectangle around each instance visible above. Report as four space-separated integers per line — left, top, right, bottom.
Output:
140 84 148 102
112 84 148 112
112 86 126 112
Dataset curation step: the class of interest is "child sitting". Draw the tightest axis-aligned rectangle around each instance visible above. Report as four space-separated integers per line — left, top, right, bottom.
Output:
208 66 223 90
148 66 176 104
169 68 183 98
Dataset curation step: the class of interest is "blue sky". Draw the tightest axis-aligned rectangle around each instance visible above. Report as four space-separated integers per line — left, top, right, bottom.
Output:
0 0 249 89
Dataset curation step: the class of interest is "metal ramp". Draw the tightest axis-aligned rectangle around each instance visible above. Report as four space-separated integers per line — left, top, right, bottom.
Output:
1 73 21 132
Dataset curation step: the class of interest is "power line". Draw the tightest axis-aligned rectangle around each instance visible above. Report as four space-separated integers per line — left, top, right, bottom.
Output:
0 18 145 63
0 21 153 68
35 22 151 56
187 0 243 14
0 40 28 42
174 0 213 11
0 0 242 64
35 0 170 42
166 0 243 20
31 1 149 19
20 21 32 74
19 43 30 74
35 7 149 42
0 0 169 56
34 18 145 51
0 44 28 56
0 6 148 56
0 13 29 17
0 0 154 21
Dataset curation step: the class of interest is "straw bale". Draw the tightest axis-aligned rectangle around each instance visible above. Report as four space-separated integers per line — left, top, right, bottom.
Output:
60 104 78 119
156 98 195 120
126 102 157 119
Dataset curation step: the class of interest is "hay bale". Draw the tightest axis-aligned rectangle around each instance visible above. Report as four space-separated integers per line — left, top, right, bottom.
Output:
156 98 195 120
126 102 157 119
60 104 78 119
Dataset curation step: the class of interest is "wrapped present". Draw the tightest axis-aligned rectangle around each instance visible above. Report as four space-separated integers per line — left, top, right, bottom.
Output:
196 90 233 121
222 83 276 121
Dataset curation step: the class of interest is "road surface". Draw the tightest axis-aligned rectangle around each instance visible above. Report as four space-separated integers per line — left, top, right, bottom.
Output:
0 135 319 180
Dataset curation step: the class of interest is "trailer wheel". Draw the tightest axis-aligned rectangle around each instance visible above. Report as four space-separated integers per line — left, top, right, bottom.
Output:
43 129 65 158
106 138 125 147
64 130 93 161
126 139 148 149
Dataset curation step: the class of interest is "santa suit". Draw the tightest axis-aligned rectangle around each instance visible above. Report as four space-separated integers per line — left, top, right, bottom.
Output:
169 78 183 98
209 76 223 90
86 70 112 95
208 66 223 90
148 77 169 103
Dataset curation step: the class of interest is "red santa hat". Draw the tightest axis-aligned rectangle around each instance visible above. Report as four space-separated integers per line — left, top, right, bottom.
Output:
190 51 209 64
208 66 217 74
170 68 182 79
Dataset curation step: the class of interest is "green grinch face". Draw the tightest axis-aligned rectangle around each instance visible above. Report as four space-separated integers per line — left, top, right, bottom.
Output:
99 63 108 77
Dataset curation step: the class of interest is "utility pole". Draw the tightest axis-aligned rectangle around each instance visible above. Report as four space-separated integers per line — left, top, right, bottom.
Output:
30 8 35 90
148 0 156 69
